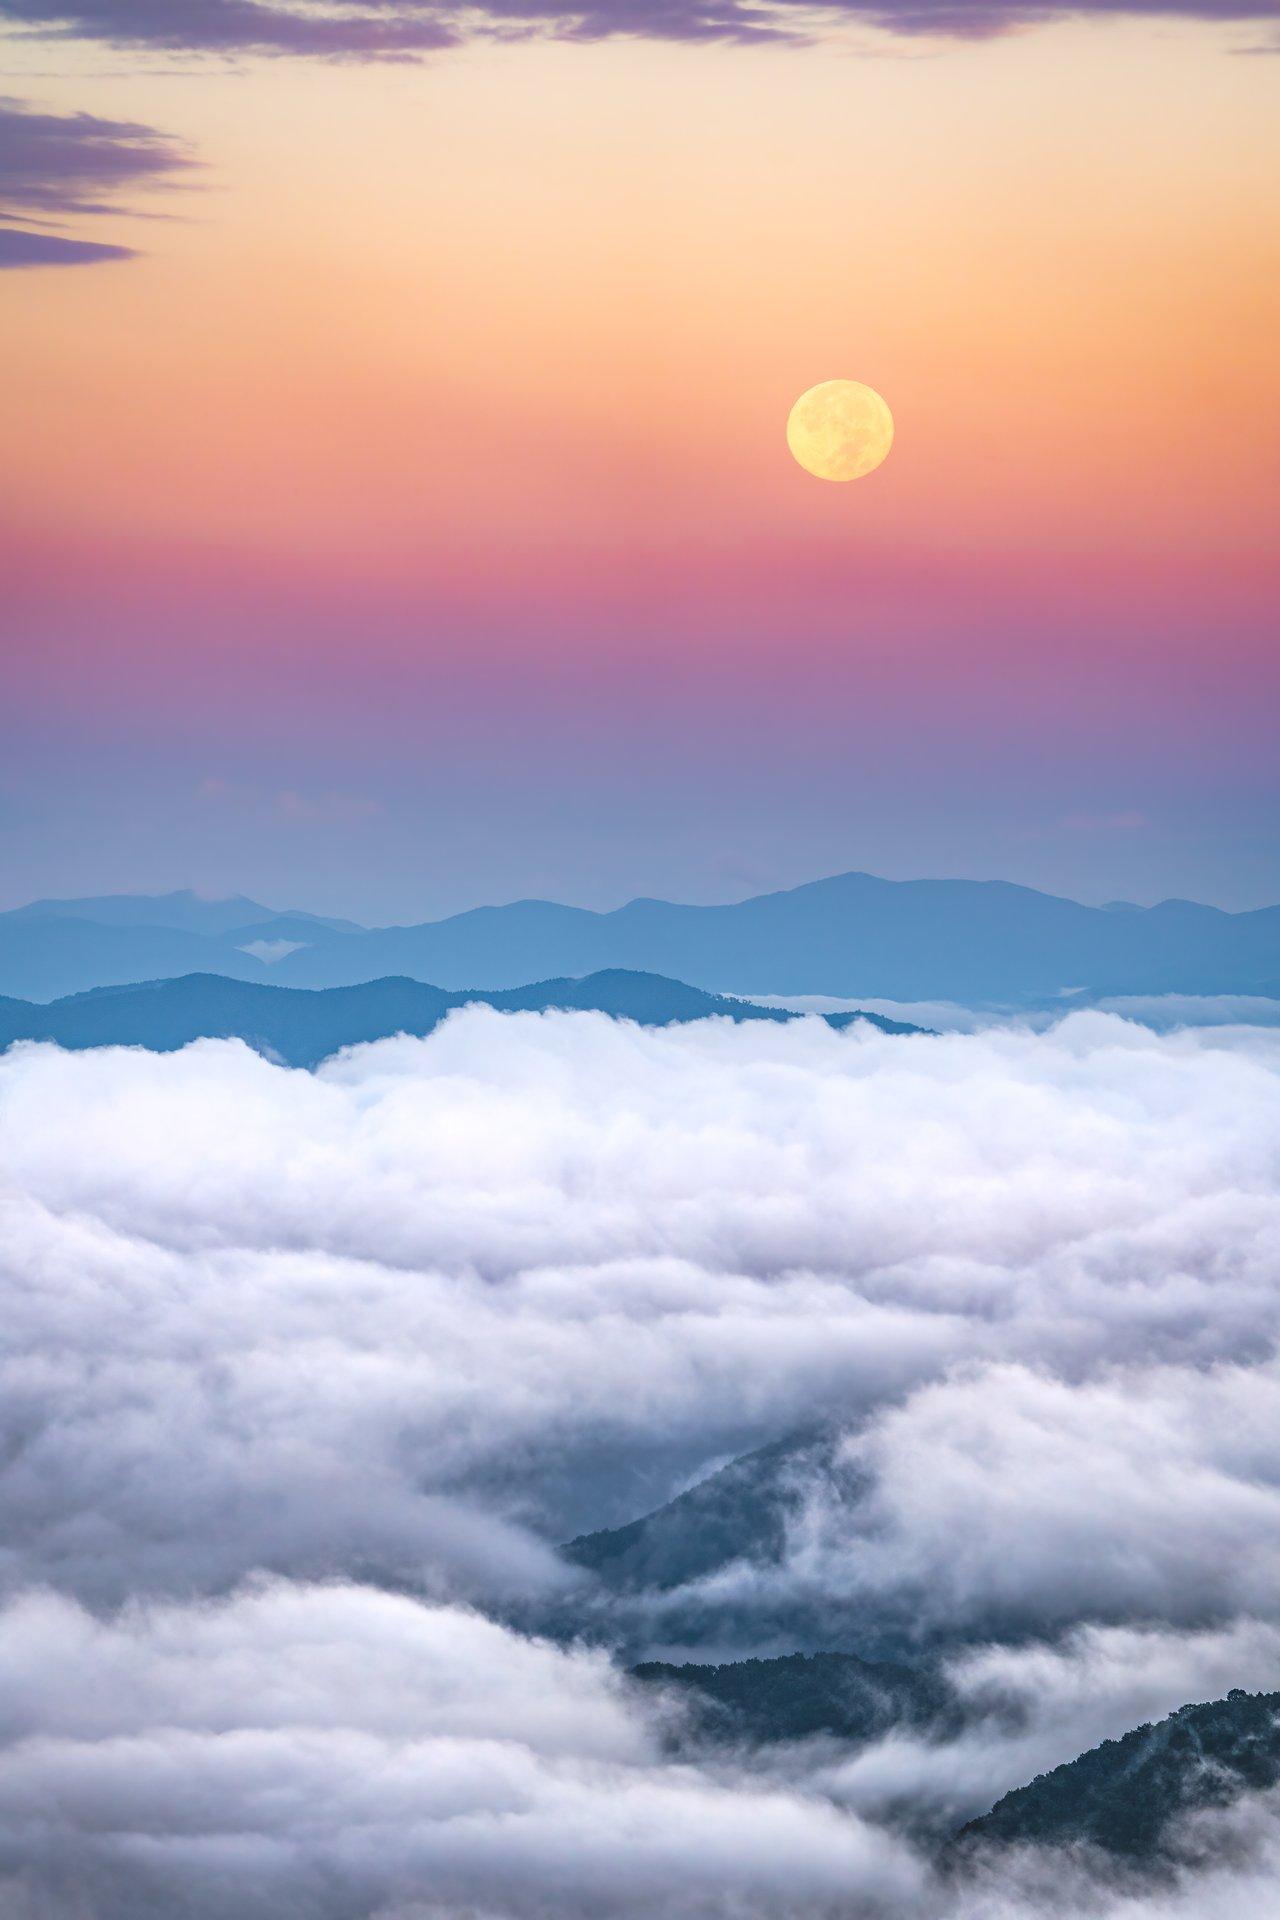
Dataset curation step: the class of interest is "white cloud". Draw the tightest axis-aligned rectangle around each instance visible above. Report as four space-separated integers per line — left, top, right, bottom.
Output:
0 1010 1277 1616
238 939 307 963
2 1008 1280 1912
790 1619 1280 1831
800 1356 1280 1633
936 1799 1280 1920
753 992 1280 1034
0 1582 1276 1920
0 1581 920 1920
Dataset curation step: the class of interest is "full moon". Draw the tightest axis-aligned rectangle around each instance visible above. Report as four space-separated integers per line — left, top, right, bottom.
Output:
786 380 894 482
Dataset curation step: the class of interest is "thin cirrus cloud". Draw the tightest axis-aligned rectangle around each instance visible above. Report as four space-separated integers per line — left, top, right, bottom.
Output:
2 0 1277 54
0 95 194 268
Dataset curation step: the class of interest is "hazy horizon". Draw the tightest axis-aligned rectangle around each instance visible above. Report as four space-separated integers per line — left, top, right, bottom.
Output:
4 858 1279 926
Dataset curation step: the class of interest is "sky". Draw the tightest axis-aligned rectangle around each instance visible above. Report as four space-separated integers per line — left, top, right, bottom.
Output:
0 2 1277 919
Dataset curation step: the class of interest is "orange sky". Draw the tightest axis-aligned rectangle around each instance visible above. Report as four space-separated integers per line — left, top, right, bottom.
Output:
2 23 1277 576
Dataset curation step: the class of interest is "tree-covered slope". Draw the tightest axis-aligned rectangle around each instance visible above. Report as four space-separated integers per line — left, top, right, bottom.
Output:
957 1689 1280 1858
632 1648 957 1747
563 1432 838 1594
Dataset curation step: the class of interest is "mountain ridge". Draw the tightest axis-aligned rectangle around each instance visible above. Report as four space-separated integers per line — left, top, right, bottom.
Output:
0 969 919 1070
1 871 1276 1005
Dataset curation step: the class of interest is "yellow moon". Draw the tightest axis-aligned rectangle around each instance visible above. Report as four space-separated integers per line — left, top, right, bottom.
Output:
786 380 894 482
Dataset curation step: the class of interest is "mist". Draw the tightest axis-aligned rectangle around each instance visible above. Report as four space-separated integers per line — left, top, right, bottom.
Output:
2 1007 1278 1914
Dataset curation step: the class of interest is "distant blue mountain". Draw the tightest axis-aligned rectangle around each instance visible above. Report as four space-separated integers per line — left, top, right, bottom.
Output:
0 970 918 1069
0 917 267 1002
0 892 355 999
270 874 1273 1004
6 889 359 937
1 873 1275 1005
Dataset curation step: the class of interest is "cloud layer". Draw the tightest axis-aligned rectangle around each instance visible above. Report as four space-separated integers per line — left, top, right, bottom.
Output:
1 1582 1278 1920
3 1010 1278 1609
0 1581 922 1920
2 1007 1280 1913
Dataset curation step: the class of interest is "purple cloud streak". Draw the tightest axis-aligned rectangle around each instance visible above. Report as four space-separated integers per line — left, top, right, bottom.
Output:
0 97 194 268
3 0 1277 51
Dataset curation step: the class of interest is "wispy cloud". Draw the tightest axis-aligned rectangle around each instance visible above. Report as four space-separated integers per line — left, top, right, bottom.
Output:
197 775 385 822
0 223 134 262
4 0 1278 55
0 96 195 267
2 0 459 54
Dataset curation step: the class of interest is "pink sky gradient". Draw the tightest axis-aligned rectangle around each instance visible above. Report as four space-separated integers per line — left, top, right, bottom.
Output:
0 24 1275 915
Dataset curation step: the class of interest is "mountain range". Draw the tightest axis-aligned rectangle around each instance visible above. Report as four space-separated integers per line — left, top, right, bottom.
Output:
2 873 1277 1005
0 970 917 1069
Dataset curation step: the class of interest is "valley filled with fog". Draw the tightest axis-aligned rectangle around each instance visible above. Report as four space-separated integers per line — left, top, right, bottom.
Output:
3 1005 1279 1918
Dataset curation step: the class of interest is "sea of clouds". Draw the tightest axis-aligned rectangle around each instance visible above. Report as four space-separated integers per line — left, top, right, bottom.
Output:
2 1007 1279 1917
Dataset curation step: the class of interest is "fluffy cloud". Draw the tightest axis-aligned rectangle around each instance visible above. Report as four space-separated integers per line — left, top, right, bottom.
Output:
770 1356 1280 1641
0 1581 921 1920
793 1620 1280 1831
938 1805 1280 1920
1 1009 1277 1620
2 1007 1280 1913
0 1582 1276 1917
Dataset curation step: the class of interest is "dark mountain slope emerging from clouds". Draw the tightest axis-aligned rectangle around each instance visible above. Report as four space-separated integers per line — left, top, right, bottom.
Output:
958 1690 1280 1859
0 971 917 1068
632 1649 958 1749
2 872 1276 1003
563 1433 837 1595
554 1431 900 1655
626 1664 1280 1867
